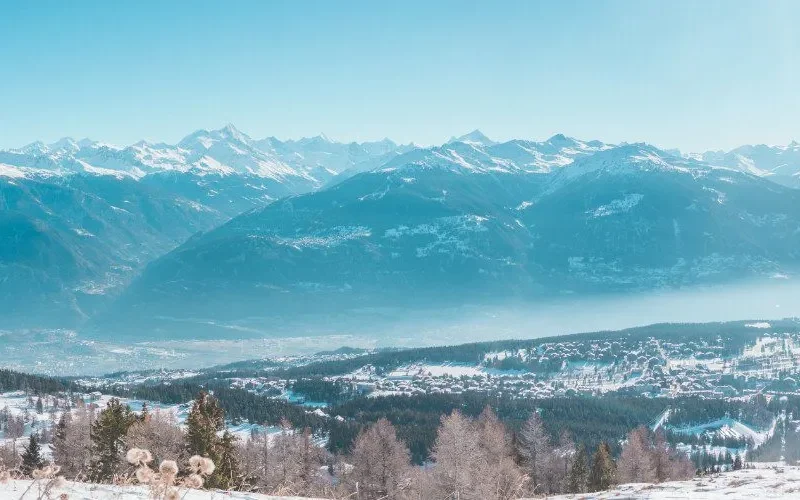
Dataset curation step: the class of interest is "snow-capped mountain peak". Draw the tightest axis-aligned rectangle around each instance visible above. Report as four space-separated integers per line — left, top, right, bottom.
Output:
548 143 715 189
546 133 576 147
696 140 800 188
449 129 496 147
217 123 251 144
47 137 81 154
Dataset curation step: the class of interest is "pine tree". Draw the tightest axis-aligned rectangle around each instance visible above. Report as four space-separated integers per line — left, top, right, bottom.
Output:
588 442 615 492
89 398 137 481
21 433 44 476
733 454 743 470
568 444 589 493
186 392 232 489
213 430 241 490
186 391 224 458
54 413 68 445
35 397 43 415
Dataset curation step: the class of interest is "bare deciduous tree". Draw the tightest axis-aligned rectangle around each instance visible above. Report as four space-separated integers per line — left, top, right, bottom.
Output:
240 420 325 497
476 407 527 500
517 411 552 494
52 405 95 480
349 418 412 499
617 426 657 484
426 410 484 500
125 409 186 468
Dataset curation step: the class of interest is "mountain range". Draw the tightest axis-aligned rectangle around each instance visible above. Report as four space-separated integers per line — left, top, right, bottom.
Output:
1 126 798 333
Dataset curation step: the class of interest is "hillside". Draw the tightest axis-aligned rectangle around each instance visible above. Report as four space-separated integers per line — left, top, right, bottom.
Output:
106 143 800 336
0 126 408 327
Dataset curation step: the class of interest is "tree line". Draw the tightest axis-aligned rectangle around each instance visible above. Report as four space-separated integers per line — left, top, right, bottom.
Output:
0 390 707 499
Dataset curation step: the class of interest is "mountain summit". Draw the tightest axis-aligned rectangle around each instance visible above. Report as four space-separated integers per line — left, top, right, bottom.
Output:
449 129 496 146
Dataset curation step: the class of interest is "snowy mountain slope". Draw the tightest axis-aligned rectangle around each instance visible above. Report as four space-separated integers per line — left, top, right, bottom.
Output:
380 133 612 175
3 126 800 333
699 141 800 188
1 125 415 187
520 144 800 289
3 125 323 188
447 128 497 146
0 125 407 326
105 142 800 336
104 163 548 334
487 133 612 173
253 133 414 179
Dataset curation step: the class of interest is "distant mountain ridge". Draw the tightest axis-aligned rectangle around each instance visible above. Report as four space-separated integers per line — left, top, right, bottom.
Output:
690 141 800 188
1 124 415 183
1 126 799 331
4 126 798 188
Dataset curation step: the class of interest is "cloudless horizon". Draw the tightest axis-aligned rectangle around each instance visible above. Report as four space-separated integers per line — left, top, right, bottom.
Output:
1 0 797 152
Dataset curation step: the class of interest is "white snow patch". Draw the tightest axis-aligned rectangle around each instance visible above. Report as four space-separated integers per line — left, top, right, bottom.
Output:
0 479 323 499
547 465 800 499
516 201 533 211
588 193 644 218
0 163 27 178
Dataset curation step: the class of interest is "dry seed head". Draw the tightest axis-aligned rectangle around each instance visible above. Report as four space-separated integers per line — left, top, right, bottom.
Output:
188 455 203 473
185 473 204 489
159 460 179 476
135 466 153 484
200 457 215 475
126 448 143 465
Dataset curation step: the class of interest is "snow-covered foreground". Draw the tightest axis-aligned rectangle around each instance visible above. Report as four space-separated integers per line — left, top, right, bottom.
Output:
0 479 324 500
546 465 800 499
4 467 800 500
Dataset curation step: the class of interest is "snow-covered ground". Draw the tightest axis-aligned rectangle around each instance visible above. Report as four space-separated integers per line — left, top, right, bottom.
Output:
4 466 800 499
0 479 324 499
545 465 800 499
666 416 775 446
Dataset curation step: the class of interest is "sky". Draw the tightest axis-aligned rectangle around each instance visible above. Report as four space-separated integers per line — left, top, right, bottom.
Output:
0 0 797 152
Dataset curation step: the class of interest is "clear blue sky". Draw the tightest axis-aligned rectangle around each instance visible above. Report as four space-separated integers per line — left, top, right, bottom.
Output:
0 0 797 151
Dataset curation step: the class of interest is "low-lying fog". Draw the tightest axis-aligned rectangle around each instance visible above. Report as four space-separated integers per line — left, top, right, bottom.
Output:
2 277 798 376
